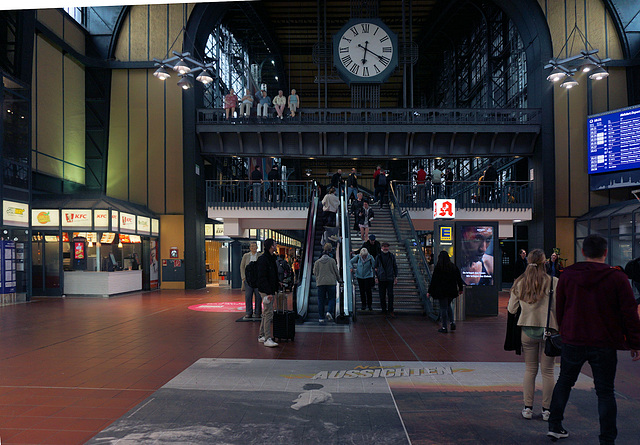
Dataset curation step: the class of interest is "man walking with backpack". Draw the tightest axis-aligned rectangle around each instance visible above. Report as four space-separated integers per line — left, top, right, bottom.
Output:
374 169 388 208
240 241 261 319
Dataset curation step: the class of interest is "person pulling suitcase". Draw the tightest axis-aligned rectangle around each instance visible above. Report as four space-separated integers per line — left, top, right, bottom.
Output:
256 238 280 348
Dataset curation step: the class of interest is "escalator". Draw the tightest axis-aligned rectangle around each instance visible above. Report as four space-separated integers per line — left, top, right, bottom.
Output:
296 187 355 323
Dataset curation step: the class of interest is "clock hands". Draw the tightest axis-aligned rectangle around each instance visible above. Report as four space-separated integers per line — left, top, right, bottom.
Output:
360 41 368 64
357 43 385 63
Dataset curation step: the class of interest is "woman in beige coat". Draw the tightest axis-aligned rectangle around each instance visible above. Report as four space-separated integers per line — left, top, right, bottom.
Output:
508 249 559 421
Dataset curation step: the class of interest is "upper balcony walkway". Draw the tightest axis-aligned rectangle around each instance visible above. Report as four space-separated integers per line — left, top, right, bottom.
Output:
197 108 541 158
207 179 532 237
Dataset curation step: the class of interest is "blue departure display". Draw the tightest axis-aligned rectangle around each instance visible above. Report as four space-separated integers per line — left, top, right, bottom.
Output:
588 105 640 174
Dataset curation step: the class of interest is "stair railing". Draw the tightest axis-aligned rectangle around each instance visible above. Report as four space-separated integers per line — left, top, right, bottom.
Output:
389 181 438 320
296 182 319 319
338 187 356 320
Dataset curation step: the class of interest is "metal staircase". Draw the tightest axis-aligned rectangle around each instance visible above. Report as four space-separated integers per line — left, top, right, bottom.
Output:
350 206 424 313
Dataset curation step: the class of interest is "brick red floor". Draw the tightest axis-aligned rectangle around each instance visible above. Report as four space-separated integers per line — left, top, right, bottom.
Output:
0 287 638 444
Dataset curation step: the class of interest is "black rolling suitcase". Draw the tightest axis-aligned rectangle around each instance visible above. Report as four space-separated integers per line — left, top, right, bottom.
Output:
273 291 295 342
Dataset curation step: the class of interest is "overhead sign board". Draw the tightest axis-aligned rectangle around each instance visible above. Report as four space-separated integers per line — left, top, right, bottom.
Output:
3 201 29 227
137 216 151 234
120 212 136 233
94 210 109 229
32 209 60 227
433 199 456 219
62 210 92 228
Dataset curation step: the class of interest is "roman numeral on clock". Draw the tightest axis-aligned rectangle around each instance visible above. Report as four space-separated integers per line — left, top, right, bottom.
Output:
339 47 349 53
373 65 381 73
383 46 392 53
341 55 353 67
349 63 360 75
361 23 370 33
341 37 352 43
379 56 390 66
380 35 389 43
350 26 359 36
363 66 369 76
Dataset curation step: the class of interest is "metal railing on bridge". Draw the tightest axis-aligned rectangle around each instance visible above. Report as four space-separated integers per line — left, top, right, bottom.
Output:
197 108 542 126
206 180 316 210
393 180 532 211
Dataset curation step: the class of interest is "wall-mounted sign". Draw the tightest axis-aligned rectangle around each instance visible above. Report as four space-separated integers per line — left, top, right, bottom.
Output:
440 226 453 242
3 200 29 227
205 224 214 237
137 216 151 234
94 210 109 229
215 224 224 237
120 212 136 233
170 247 179 258
111 210 119 232
32 209 60 227
433 199 456 219
62 210 92 227
151 218 159 236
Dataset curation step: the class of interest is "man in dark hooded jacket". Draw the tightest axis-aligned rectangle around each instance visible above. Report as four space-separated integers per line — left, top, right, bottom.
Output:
548 234 640 442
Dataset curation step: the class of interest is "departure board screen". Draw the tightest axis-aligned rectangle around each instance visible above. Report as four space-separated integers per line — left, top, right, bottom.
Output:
588 105 640 174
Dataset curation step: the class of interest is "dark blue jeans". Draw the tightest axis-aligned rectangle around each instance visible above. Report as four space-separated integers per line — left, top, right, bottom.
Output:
438 298 453 328
549 344 618 444
317 284 336 320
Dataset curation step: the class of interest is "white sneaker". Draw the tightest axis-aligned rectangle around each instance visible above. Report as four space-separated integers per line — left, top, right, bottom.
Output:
542 409 550 421
257 336 266 343
319 319 325 323
264 338 278 347
326 312 333 321
521 407 533 419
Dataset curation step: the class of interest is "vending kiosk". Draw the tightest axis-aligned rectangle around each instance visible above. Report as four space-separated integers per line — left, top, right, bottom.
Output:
72 237 87 270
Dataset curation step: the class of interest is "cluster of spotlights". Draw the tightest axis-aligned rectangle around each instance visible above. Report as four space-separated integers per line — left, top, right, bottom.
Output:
545 49 609 89
153 51 216 90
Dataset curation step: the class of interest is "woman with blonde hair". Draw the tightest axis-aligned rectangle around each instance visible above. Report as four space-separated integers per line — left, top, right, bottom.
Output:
508 249 559 421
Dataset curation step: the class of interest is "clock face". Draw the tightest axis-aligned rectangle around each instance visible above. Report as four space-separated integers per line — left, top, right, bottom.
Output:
333 19 398 84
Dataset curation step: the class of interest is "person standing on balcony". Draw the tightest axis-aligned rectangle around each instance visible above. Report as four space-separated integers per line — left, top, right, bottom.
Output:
444 167 454 197
346 168 358 204
239 88 254 117
255 90 271 118
224 88 237 120
431 165 443 199
416 165 427 203
273 90 286 119
251 165 263 202
268 164 281 203
288 89 300 118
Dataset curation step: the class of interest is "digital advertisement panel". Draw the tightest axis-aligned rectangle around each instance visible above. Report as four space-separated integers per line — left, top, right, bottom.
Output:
458 225 494 286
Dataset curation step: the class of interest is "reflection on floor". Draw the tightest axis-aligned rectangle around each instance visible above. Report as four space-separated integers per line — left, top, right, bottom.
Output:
0 287 639 444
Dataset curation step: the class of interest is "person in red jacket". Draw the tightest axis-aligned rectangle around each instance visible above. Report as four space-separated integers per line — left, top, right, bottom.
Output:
547 234 640 442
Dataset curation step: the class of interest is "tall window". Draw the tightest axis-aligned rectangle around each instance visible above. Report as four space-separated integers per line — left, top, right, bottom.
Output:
63 7 85 26
203 25 250 108
428 5 527 109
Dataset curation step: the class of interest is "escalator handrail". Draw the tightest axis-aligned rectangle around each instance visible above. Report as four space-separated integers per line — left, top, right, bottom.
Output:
338 187 355 319
297 182 319 318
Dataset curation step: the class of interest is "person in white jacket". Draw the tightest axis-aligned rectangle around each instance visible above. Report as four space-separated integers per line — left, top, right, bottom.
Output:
240 242 261 320
321 187 340 227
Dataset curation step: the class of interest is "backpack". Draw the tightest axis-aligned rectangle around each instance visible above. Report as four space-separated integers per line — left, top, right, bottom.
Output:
624 258 640 282
245 260 258 288
378 174 387 186
277 258 292 280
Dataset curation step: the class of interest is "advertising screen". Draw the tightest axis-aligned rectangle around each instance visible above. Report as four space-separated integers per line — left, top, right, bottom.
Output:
458 225 494 286
74 242 85 260
588 104 640 174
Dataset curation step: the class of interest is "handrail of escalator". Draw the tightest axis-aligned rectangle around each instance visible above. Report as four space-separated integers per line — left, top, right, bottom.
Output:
389 181 437 319
296 182 319 319
338 186 355 321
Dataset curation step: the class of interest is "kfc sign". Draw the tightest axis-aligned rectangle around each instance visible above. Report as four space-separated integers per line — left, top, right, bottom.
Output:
112 211 119 231
120 212 136 232
94 210 109 229
62 210 92 227
433 199 456 219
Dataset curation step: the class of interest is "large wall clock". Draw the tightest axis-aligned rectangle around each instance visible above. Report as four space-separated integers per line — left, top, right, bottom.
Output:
333 18 399 85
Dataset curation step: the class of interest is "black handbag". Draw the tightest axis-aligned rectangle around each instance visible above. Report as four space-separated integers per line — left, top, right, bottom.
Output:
544 282 562 357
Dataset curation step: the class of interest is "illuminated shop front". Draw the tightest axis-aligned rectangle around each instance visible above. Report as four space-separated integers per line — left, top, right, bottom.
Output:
31 201 159 296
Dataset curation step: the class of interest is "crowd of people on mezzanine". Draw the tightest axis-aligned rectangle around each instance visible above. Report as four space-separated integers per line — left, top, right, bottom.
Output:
223 87 300 120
